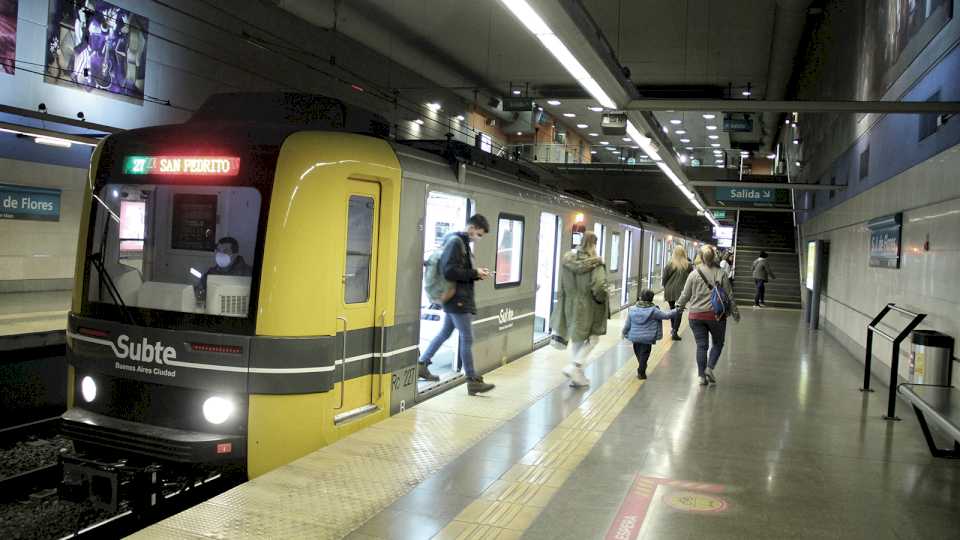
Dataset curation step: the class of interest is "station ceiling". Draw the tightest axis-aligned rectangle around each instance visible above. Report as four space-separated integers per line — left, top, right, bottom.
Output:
274 0 805 239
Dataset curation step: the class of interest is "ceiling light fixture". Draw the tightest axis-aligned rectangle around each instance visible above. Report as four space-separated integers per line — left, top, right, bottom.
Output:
517 131 523 135
674 130 686 135
425 102 442 112
455 115 465 121
563 113 576 118
414 119 425 125
512 89 521 95
498 0 616 108
599 141 609 145
680 138 691 143
742 83 752 97
706 125 718 131
588 106 603 112
711 143 720 147
547 99 562 106
670 119 682 125
577 123 588 128
702 113 716 119
588 132 599 137
622 137 631 142
766 153 776 159
590 150 598 154
34 136 72 148
708 134 719 140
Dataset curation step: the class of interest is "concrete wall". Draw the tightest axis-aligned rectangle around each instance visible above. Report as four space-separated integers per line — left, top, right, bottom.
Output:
0 155 86 292
801 141 960 387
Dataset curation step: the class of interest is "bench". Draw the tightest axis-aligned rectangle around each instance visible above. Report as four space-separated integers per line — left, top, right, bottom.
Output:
898 384 960 459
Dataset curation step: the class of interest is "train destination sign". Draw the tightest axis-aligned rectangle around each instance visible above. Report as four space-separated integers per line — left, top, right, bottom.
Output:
123 155 241 176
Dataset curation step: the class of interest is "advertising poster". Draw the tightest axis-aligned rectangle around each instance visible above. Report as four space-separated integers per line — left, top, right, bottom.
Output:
806 241 816 290
862 0 952 99
0 0 15 75
44 0 148 103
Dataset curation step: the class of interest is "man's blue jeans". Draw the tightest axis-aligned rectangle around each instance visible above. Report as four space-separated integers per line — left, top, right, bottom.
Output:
419 312 476 378
689 318 727 377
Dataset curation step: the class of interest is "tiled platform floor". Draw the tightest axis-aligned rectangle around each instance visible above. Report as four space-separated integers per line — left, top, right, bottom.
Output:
133 308 960 539
521 309 960 540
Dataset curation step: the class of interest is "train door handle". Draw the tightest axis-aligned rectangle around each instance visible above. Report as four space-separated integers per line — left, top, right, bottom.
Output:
335 316 347 410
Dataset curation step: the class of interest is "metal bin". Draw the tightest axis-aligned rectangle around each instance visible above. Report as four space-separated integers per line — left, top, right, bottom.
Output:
909 330 954 386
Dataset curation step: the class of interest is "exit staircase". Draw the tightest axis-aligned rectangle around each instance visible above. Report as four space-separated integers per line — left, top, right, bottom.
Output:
731 211 802 309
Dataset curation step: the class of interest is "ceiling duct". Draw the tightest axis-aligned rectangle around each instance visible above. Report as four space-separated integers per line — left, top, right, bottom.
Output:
274 0 514 123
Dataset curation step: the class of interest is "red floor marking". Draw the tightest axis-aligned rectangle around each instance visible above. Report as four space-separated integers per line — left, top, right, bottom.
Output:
605 475 729 540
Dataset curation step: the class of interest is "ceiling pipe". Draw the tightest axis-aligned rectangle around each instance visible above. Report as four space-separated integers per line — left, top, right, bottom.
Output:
760 0 812 151
275 0 515 123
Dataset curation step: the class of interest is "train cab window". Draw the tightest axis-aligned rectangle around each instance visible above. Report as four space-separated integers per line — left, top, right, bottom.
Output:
345 195 375 304
495 214 524 287
610 232 621 272
86 184 262 320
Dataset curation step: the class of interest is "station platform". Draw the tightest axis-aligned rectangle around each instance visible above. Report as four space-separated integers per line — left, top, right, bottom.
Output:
132 309 960 540
0 290 69 337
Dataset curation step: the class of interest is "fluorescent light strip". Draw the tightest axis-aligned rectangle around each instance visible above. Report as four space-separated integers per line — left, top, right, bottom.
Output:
499 0 616 108
626 121 660 161
0 127 96 147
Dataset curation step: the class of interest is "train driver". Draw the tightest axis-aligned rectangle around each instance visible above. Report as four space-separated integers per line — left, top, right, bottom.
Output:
195 236 252 302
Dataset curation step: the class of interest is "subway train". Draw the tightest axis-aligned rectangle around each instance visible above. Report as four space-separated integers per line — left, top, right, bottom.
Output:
59 93 698 509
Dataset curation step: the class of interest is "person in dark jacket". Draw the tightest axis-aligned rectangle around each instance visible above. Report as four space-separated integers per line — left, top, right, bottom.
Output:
196 237 252 302
417 215 494 395
622 289 677 379
661 245 692 340
751 251 776 307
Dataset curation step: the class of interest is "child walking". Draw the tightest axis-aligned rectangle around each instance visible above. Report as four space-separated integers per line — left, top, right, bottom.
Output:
622 289 678 379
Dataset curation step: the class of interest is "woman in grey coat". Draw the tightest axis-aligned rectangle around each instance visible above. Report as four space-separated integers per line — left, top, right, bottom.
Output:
676 246 741 386
661 245 692 340
551 231 608 387
751 251 776 307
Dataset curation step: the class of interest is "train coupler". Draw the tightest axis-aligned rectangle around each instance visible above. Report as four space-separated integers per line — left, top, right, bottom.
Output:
59 454 162 513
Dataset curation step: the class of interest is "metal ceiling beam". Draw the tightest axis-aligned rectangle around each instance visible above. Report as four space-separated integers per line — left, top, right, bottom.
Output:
691 180 844 191
625 99 960 114
707 206 801 213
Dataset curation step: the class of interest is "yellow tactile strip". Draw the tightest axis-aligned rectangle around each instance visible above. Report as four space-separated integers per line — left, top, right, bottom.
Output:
431 333 675 539
130 314 640 540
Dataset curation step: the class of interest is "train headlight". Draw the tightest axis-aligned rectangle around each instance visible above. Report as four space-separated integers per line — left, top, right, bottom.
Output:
81 376 97 403
202 396 234 425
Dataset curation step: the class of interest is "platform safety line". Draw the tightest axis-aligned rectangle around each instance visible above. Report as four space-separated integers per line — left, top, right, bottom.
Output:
433 322 685 539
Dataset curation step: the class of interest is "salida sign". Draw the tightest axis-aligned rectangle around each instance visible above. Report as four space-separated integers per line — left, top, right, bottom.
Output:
0 183 61 221
714 187 778 203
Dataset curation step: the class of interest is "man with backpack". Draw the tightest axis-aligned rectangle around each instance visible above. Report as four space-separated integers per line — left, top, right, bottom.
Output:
676 246 740 386
418 215 495 395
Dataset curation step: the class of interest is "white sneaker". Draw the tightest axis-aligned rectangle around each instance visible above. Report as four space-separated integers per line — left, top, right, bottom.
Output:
569 366 590 387
705 367 717 384
698 376 709 386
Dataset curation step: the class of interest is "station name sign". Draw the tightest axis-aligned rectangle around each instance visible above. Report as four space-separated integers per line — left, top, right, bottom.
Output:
0 183 61 221
123 155 241 176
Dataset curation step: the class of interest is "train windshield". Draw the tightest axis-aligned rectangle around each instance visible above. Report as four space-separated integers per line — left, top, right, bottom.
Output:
84 183 263 329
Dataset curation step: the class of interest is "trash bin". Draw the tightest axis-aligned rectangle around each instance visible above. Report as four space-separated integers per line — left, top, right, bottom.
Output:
909 330 954 385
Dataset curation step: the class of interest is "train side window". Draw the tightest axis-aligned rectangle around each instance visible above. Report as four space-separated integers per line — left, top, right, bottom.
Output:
345 195 375 304
610 232 621 272
495 214 524 287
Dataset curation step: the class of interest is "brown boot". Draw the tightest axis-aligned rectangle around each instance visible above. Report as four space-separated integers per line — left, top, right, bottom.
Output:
418 363 439 382
467 376 494 395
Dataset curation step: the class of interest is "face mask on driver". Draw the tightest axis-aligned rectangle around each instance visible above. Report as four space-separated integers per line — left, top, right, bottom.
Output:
215 253 233 268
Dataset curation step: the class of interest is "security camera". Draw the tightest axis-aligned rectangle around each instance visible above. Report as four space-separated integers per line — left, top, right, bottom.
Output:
77 112 85 121
38 103 47 113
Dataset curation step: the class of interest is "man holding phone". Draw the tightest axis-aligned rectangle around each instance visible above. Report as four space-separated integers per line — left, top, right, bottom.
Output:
417 215 495 395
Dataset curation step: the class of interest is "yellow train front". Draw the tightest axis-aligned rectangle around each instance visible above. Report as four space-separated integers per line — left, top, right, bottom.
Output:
61 95 407 509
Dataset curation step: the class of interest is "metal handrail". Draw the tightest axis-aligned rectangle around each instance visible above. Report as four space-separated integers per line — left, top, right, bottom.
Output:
335 316 347 410
861 303 926 421
376 311 386 401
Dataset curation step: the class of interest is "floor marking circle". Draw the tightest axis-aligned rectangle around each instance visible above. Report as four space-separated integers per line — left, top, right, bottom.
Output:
663 491 729 513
